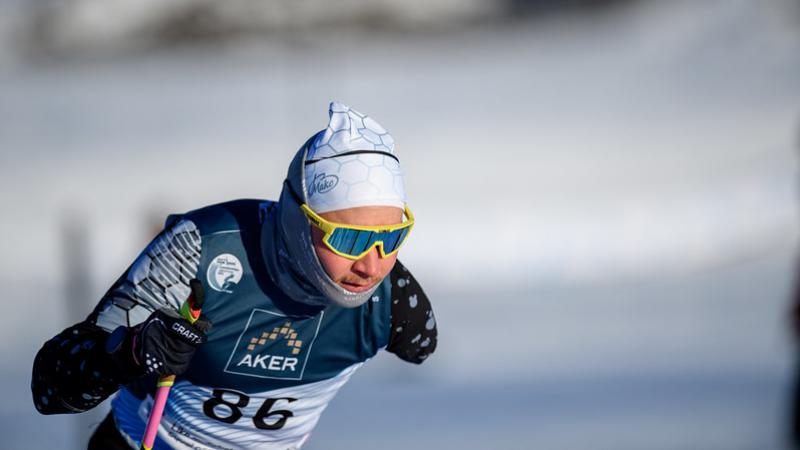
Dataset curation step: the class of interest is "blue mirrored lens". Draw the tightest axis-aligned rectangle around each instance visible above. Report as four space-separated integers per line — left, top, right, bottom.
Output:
378 228 406 253
388 227 410 252
350 230 374 255
328 226 410 257
328 228 359 253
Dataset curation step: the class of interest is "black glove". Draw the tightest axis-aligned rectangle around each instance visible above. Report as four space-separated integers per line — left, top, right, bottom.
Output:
106 280 211 378
131 307 211 376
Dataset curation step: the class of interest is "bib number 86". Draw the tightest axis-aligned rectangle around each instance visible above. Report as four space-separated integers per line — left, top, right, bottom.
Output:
202 388 297 430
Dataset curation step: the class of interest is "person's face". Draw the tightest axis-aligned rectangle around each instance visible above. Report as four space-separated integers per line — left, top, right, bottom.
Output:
310 205 404 292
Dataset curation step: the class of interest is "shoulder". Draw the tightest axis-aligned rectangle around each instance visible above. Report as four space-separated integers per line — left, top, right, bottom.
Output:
389 260 429 305
168 199 276 237
386 260 437 364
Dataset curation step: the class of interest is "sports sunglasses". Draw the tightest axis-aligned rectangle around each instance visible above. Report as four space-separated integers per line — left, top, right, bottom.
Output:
300 203 414 260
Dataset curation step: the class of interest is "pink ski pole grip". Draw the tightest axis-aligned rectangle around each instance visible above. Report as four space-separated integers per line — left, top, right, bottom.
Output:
140 376 175 450
139 279 204 450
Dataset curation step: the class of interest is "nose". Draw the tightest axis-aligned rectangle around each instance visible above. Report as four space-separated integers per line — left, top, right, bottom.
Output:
352 247 381 279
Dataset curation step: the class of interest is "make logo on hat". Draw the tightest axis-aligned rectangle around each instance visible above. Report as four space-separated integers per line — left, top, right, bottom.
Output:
309 173 338 197
224 308 323 380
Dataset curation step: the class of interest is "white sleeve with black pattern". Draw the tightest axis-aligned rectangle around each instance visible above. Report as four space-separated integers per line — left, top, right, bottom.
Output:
94 219 202 332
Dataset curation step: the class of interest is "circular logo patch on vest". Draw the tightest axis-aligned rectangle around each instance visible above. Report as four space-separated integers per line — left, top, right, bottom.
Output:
207 253 243 293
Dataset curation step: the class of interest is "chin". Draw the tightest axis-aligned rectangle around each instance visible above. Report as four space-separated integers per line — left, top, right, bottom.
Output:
338 280 377 293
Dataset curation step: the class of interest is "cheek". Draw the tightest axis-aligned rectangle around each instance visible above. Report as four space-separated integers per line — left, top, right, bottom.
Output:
378 254 399 278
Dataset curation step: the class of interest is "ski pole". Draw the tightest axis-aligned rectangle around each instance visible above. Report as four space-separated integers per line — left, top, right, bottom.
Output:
140 279 205 450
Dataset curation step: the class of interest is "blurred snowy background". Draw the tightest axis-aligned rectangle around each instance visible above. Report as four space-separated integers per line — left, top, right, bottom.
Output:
1 0 799 448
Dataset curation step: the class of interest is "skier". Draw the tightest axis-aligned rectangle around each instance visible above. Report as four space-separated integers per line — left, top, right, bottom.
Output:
31 102 437 449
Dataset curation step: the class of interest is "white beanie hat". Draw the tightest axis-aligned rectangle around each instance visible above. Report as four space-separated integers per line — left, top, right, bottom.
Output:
304 102 406 213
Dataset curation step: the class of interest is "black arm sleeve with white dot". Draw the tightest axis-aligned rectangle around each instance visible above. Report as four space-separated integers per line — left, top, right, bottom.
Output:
32 220 201 415
31 311 137 415
386 261 438 364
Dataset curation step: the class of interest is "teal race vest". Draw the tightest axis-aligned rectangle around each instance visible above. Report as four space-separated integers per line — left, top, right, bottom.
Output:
107 199 392 450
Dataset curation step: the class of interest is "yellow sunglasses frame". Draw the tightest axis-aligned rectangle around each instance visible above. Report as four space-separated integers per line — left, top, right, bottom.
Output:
300 203 415 260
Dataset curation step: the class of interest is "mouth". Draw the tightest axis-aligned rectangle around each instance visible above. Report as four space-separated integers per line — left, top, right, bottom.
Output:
339 280 374 293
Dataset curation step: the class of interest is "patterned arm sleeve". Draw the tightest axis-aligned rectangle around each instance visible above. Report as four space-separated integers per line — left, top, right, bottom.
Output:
31 319 136 414
386 261 437 364
31 219 202 414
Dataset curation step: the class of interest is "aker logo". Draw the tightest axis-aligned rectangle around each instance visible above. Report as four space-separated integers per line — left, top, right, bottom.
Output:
224 308 323 380
207 253 243 293
309 173 338 196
